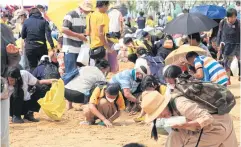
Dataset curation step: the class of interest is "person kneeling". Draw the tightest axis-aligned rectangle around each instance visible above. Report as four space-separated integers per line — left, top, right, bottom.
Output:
82 83 125 127
7 67 56 123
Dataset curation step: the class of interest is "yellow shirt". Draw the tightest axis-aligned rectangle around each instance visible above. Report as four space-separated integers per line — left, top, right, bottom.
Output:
89 86 125 111
127 40 147 55
167 16 173 23
146 19 155 27
89 11 109 49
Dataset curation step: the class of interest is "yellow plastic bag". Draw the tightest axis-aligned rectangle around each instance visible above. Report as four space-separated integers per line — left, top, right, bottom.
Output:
38 79 66 120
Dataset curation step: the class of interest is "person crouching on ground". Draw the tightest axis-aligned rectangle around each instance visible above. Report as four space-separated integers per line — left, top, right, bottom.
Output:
141 65 238 147
81 83 125 127
7 67 56 123
186 51 228 86
134 75 166 122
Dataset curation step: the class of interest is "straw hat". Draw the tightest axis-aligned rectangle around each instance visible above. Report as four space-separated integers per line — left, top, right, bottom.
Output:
79 0 93 12
141 91 171 123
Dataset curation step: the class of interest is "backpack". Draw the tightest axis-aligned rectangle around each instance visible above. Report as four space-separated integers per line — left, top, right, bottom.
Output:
142 55 165 84
43 64 60 79
86 81 120 110
171 78 236 115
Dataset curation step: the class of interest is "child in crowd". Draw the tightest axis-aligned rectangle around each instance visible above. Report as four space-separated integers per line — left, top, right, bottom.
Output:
81 83 125 127
134 75 166 122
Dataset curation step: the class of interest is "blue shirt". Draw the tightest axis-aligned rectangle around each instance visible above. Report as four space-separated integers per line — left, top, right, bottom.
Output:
110 69 140 93
194 56 228 85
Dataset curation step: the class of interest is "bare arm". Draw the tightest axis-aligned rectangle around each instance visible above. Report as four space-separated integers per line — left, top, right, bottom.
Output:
98 25 110 50
37 79 56 85
194 68 204 79
108 111 120 122
62 28 87 41
123 88 137 103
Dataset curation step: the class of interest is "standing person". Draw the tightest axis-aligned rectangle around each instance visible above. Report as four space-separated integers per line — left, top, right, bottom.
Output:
217 8 240 82
136 11 146 29
186 51 228 86
62 1 92 74
208 37 218 60
88 0 112 61
108 4 123 39
141 65 238 147
235 1 240 20
146 16 155 27
158 12 166 28
21 8 54 72
7 67 56 123
13 10 29 70
1 23 21 147
82 83 125 126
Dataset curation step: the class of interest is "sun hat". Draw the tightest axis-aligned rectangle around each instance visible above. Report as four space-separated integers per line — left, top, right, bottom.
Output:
79 0 93 12
13 9 27 20
141 91 171 123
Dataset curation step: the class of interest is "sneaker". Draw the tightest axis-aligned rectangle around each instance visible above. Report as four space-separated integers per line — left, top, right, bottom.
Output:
12 115 24 124
24 111 39 122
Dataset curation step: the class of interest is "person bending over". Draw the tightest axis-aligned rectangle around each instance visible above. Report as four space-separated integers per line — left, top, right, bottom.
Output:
82 83 125 127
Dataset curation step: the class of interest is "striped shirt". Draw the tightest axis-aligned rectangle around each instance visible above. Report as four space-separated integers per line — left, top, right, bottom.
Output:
110 69 140 93
194 56 228 85
62 9 86 53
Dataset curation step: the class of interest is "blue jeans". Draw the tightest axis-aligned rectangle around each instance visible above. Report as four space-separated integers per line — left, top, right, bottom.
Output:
62 68 79 85
64 52 78 74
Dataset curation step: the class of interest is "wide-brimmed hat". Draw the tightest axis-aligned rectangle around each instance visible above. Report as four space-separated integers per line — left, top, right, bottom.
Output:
13 9 26 20
79 0 93 12
141 91 171 123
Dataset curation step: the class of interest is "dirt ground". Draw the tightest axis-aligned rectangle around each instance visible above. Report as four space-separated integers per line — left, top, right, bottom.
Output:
10 62 240 147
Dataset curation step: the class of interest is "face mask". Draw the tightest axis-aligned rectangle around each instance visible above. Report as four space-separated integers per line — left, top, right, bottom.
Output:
135 78 142 83
167 83 175 90
106 96 116 103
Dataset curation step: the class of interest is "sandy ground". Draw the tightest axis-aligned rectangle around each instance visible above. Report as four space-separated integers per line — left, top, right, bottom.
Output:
10 62 240 147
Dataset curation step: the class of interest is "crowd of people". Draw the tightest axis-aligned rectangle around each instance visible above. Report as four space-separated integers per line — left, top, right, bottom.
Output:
1 0 240 147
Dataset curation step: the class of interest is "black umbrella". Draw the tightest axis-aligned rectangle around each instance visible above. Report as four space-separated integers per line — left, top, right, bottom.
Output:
163 13 218 35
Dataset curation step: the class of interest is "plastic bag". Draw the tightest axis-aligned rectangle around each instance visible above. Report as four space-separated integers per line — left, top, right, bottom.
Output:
77 43 90 66
230 57 239 77
38 79 66 120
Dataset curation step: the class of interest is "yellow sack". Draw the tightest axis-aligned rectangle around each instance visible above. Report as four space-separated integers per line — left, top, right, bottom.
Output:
38 79 66 120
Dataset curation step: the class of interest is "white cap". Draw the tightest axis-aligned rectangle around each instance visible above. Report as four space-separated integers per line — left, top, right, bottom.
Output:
135 65 149 77
40 55 51 62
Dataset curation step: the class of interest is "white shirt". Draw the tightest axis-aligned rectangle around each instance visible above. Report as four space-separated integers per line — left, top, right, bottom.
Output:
108 9 123 33
8 70 38 101
65 66 106 94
